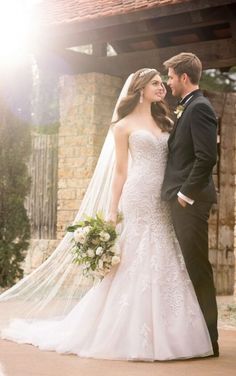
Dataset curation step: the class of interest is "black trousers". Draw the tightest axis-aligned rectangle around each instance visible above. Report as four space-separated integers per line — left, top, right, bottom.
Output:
170 198 218 345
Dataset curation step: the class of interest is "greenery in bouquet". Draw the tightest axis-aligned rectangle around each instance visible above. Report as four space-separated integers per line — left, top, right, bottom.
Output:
67 212 123 280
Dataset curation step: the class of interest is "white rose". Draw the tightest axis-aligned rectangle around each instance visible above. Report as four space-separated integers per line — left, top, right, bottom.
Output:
95 246 103 256
83 226 91 235
98 259 103 269
100 231 110 242
110 244 120 255
111 255 120 266
87 248 95 258
74 228 83 243
74 230 86 244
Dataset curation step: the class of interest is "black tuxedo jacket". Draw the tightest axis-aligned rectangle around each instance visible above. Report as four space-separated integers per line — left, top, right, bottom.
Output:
161 90 217 203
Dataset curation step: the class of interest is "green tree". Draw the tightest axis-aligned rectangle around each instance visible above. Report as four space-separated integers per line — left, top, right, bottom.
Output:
200 67 236 92
0 67 31 288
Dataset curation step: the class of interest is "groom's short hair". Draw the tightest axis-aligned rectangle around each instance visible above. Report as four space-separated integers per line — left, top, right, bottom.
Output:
163 53 202 84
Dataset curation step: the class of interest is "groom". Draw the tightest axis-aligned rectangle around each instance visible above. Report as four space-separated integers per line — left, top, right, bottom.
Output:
161 52 219 356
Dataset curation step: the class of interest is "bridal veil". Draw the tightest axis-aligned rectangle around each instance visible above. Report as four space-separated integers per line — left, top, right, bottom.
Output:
0 74 134 331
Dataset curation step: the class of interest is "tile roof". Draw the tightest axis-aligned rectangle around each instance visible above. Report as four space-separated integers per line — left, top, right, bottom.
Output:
37 0 188 26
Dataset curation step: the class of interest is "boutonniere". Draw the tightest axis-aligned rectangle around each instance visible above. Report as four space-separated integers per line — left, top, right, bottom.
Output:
174 104 185 119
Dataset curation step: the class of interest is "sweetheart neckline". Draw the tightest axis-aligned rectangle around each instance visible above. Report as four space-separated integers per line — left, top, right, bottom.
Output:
128 129 168 141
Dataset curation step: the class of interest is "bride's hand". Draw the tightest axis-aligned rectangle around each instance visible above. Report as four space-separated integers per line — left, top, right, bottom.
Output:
106 212 117 225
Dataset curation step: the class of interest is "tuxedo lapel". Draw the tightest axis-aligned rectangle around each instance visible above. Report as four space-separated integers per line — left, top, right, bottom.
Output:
168 90 203 147
168 117 179 145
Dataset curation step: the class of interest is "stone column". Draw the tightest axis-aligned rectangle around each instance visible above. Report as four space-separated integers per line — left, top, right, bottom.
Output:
57 73 122 239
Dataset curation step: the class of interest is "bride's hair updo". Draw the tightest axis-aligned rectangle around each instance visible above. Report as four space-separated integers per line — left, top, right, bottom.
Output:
115 68 173 132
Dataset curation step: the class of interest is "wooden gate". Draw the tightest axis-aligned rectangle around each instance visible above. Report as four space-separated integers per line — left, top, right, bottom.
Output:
25 133 58 239
208 92 236 295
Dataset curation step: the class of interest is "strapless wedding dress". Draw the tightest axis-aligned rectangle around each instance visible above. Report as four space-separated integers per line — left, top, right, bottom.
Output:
2 129 213 361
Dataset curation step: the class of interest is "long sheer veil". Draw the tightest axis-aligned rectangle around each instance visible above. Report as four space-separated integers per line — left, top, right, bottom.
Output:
0 74 134 331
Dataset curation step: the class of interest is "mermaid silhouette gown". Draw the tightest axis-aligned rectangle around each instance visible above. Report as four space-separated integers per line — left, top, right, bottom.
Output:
2 129 213 360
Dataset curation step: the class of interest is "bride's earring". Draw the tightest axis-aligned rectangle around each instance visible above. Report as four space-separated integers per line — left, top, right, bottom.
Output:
139 91 144 103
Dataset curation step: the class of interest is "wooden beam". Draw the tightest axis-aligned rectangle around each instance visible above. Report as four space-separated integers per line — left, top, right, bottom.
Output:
230 19 236 39
34 49 95 74
42 0 235 35
102 38 236 75
111 40 132 54
92 43 107 57
41 5 234 49
54 38 236 76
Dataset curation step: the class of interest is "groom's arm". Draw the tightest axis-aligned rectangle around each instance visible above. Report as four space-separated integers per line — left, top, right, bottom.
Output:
179 102 217 200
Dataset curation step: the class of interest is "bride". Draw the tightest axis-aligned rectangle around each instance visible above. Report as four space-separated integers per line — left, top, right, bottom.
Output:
0 68 213 361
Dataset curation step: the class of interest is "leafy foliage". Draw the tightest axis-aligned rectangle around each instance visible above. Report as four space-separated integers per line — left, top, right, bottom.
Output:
67 212 122 279
200 68 236 92
0 76 31 287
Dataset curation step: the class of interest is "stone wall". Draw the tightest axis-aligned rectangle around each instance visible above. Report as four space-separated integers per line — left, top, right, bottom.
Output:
24 239 59 274
23 82 236 294
23 73 122 273
57 73 123 238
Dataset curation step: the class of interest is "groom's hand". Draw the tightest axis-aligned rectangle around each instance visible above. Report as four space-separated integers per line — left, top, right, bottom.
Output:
178 196 187 208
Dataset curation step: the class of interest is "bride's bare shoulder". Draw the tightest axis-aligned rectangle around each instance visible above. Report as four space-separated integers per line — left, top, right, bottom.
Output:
112 118 130 137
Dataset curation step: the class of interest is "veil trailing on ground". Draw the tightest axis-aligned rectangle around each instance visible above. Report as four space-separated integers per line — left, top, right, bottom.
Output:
0 74 134 332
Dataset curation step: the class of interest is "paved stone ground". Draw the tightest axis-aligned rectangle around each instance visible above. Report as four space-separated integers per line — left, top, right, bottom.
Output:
0 329 236 376
217 295 236 328
0 297 235 376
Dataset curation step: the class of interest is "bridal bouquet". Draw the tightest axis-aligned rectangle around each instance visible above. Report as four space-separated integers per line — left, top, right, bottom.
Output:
67 212 122 280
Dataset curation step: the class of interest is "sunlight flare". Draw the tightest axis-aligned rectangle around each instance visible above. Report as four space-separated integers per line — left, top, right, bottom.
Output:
0 1 39 65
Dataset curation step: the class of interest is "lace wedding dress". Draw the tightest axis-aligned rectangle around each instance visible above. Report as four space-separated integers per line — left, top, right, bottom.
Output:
1 129 213 361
